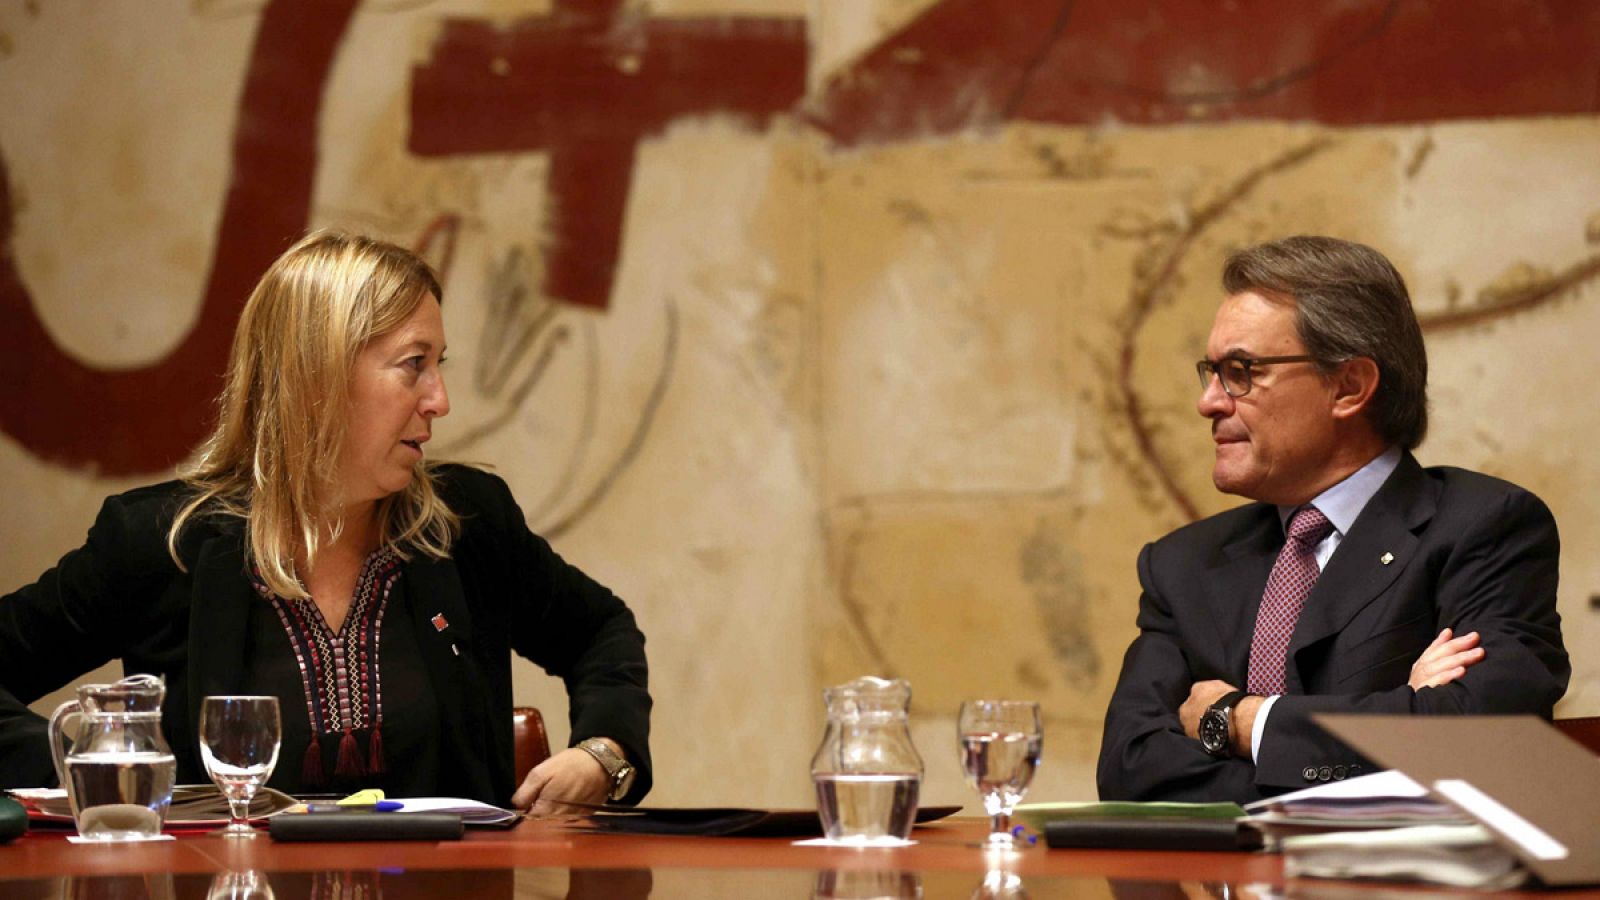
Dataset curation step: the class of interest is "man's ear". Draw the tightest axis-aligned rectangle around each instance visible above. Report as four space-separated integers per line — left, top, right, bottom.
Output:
1330 357 1380 420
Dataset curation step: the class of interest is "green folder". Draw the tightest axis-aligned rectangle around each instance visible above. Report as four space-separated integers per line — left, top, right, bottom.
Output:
1015 800 1245 830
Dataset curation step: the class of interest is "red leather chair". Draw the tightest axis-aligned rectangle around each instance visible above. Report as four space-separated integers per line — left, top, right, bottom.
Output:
1554 716 1600 756
512 706 552 785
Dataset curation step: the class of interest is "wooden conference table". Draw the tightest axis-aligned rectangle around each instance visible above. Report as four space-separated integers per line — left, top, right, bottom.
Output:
0 816 1588 898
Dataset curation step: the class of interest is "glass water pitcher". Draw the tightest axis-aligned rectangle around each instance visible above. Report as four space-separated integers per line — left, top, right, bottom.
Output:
48 673 176 840
810 675 923 844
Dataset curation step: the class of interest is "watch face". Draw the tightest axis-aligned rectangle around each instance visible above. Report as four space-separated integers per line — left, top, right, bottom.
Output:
1199 710 1229 754
611 765 636 801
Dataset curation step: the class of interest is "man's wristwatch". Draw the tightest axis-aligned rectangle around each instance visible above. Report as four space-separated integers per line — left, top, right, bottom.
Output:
576 738 637 802
1199 690 1251 758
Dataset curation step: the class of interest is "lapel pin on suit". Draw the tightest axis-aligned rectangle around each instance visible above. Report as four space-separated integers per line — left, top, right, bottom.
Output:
1380 552 1395 565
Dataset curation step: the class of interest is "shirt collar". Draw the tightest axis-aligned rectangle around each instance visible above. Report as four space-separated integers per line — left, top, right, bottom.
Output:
1277 445 1402 536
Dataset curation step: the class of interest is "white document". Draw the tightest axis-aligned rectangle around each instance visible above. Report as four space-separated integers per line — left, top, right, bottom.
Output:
392 797 518 825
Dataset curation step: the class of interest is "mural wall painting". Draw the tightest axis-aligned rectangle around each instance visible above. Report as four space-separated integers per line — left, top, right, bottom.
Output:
0 0 356 474
3 0 1598 806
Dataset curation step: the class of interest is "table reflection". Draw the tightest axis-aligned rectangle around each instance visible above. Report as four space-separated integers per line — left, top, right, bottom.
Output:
0 868 1283 899
207 869 273 900
1108 881 1283 900
813 867 922 898
29 872 177 900
1 870 515 900
972 867 1028 899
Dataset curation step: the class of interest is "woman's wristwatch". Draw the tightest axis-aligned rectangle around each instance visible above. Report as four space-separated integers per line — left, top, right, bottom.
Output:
576 738 637 801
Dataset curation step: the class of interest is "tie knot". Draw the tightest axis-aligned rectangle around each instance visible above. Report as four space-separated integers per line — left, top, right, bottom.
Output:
1287 506 1334 546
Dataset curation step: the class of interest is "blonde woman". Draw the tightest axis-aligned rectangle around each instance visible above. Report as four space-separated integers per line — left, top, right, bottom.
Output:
0 231 650 813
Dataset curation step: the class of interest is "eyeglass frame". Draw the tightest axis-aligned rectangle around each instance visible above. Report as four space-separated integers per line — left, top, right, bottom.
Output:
1195 355 1318 398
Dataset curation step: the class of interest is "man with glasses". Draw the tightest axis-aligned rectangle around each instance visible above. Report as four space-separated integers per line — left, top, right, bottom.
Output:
1097 236 1568 802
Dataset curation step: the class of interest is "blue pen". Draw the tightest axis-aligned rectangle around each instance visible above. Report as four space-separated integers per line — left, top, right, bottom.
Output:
1010 824 1038 846
304 800 403 813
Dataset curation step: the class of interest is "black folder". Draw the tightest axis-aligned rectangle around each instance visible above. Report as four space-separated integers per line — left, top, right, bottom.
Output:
1044 817 1263 851
582 804 960 837
269 811 464 842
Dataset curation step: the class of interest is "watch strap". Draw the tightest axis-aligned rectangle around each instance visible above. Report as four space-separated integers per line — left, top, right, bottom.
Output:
576 738 633 800
1211 690 1249 716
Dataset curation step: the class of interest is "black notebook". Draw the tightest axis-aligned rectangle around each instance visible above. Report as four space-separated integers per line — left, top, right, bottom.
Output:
1044 817 1263 851
269 811 464 842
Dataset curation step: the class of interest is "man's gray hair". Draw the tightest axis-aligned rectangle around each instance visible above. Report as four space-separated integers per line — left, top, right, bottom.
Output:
1222 235 1428 449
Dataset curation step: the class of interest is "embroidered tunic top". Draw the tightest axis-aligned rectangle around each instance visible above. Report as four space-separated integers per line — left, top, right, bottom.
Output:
245 547 441 796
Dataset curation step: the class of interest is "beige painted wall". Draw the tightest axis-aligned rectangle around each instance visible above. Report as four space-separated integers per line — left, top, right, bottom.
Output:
3 1 1596 814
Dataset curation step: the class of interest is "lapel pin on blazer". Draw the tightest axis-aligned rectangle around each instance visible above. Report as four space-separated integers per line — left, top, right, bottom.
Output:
1380 552 1395 565
431 613 460 656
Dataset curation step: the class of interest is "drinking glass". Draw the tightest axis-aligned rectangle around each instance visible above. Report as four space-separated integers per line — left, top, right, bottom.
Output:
199 696 281 838
957 700 1042 851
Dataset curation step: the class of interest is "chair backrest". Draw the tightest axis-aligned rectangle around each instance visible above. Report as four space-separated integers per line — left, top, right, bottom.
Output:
1553 716 1600 756
512 706 553 785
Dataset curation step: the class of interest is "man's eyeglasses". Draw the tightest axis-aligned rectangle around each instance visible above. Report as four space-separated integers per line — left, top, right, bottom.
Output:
1195 355 1316 398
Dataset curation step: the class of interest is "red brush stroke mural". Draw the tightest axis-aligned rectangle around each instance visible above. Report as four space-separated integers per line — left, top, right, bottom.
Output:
807 0 1600 145
4 0 1599 475
0 0 358 475
408 0 807 309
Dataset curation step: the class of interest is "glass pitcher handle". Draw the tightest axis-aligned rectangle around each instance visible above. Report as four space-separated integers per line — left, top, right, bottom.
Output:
46 698 81 787
115 673 163 691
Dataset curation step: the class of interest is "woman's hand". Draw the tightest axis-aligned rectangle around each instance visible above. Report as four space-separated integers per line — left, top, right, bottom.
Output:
511 746 612 816
1409 628 1484 691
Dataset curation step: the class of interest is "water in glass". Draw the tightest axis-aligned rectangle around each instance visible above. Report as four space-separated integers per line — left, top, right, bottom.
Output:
814 772 920 842
959 731 1042 816
64 750 178 840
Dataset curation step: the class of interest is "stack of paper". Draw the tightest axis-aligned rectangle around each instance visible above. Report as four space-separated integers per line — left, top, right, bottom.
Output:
10 784 300 829
1307 714 1597 889
1244 770 1472 846
1246 769 1529 889
1281 824 1527 890
10 787 519 829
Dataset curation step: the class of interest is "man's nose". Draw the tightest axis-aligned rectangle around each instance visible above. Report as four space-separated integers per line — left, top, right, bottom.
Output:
1196 371 1233 418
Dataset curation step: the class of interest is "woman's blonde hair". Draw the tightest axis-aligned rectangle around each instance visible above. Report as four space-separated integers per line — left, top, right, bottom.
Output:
168 229 459 599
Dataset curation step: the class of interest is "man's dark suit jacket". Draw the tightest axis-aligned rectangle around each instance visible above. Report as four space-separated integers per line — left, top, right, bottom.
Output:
1098 453 1568 803
0 465 652 807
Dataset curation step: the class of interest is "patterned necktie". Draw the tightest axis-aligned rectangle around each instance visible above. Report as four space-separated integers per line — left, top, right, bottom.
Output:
1247 505 1336 696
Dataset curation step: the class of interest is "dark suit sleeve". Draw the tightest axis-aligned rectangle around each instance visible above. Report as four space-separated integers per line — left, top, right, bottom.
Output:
0 494 160 788
1097 542 1263 802
1255 487 1567 790
471 474 653 804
